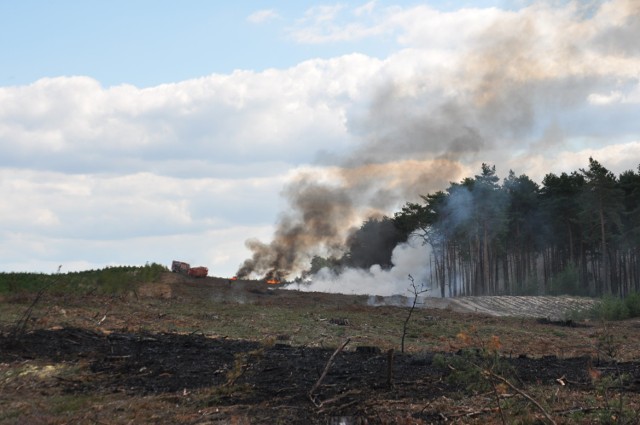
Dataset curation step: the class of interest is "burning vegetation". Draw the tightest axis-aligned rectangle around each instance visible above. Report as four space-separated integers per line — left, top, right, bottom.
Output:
235 160 461 281
235 0 640 297
238 158 640 298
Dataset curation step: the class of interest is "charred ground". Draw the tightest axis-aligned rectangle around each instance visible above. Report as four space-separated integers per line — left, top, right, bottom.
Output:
1 273 640 424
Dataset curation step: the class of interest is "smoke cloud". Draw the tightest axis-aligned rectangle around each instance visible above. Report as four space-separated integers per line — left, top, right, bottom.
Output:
236 159 462 279
289 240 432 297
236 0 640 292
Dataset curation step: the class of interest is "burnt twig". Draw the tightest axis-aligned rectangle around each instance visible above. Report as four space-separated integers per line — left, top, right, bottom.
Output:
7 273 62 340
402 274 428 353
387 348 394 388
309 337 351 406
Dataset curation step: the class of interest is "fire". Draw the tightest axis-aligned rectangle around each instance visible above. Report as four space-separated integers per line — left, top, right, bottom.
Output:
266 278 280 285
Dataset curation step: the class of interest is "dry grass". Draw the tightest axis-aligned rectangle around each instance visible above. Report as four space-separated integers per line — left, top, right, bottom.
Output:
2 273 640 424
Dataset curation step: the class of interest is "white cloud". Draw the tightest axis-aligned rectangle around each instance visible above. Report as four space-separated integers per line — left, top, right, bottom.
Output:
626 83 640 103
1 0 639 277
0 166 285 275
0 168 291 238
354 1 377 17
504 140 640 183
305 4 346 23
288 3 391 43
0 224 275 277
247 9 280 24
588 91 624 105
0 55 387 174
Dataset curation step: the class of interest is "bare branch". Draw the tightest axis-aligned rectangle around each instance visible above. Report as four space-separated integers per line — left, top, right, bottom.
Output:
487 370 557 425
402 274 429 353
309 338 351 406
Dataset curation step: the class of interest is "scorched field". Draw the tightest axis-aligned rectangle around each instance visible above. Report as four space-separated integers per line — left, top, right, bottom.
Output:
1 272 640 424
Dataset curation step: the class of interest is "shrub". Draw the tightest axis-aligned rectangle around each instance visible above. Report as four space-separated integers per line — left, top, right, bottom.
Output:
137 262 167 282
623 292 640 317
433 330 513 393
0 263 168 296
0 273 52 294
602 296 630 320
570 292 640 321
548 264 587 296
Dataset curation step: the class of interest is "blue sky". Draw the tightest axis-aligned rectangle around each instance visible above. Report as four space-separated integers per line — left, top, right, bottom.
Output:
1 0 521 87
1 1 639 288
3 1 291 86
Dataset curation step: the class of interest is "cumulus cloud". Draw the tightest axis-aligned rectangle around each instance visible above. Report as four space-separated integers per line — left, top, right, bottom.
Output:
0 56 384 174
0 166 283 274
1 0 639 280
0 54 384 275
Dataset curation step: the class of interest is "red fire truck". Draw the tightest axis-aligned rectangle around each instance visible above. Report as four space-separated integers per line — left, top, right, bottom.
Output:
171 261 208 278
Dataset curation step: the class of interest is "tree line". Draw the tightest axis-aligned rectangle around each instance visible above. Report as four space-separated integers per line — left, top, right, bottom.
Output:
307 158 640 298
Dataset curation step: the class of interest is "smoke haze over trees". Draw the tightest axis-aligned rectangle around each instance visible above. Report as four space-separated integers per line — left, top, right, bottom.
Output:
237 155 640 299
307 158 640 298
235 0 640 286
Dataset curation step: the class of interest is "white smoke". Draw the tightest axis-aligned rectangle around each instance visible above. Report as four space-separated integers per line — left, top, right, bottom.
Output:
288 238 433 296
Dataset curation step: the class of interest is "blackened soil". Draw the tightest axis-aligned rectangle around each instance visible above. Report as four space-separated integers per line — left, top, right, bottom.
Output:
2 328 640 424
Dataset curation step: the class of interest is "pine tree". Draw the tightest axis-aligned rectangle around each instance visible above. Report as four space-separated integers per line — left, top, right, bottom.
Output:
579 158 624 294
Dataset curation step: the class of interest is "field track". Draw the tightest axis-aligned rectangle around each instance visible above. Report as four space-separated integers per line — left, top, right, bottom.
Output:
425 295 596 319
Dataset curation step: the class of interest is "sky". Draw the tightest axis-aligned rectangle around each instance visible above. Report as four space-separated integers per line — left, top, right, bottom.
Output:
1 0 639 280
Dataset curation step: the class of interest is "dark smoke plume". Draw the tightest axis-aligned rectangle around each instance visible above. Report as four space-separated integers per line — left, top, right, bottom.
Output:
236 160 462 279
236 0 639 280
236 176 357 279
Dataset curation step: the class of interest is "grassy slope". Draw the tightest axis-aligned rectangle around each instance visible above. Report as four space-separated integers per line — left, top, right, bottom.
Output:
2 270 640 424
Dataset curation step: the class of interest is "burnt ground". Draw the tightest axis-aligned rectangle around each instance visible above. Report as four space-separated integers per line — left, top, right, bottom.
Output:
2 327 640 424
1 274 640 424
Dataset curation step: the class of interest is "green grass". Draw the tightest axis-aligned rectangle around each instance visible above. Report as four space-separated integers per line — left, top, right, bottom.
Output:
156 300 462 352
0 263 167 296
50 394 103 415
567 291 640 321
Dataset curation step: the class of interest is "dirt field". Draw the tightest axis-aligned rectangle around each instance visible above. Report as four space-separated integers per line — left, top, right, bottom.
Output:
1 273 640 424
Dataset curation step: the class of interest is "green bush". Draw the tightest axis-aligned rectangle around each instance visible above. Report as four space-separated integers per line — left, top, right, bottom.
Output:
598 296 630 321
0 263 168 296
0 273 53 293
91 263 168 294
433 347 514 393
434 351 488 392
548 265 587 296
137 262 167 282
623 292 640 317
95 267 135 294
570 292 640 321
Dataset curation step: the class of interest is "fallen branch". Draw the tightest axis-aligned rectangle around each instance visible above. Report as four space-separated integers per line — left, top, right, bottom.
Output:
95 296 117 326
318 399 359 414
309 337 350 406
487 370 557 425
554 406 604 416
316 390 361 413
446 407 497 419
488 371 508 425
